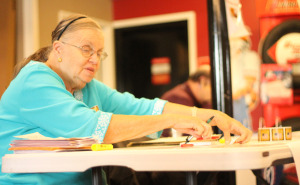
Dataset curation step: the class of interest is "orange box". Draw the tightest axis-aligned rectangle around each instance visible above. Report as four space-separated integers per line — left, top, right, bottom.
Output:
272 128 284 141
258 128 271 141
285 127 292 140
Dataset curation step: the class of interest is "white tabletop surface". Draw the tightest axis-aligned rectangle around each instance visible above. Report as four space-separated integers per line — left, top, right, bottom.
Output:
3 132 299 174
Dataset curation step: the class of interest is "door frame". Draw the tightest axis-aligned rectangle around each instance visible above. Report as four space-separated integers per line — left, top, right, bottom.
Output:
113 11 198 76
16 0 40 63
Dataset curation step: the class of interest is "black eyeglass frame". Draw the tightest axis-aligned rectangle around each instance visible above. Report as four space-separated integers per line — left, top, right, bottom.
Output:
61 41 108 62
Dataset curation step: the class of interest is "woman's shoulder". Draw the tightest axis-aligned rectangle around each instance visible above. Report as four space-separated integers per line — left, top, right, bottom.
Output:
20 61 63 82
0 61 61 105
23 61 50 72
9 61 65 92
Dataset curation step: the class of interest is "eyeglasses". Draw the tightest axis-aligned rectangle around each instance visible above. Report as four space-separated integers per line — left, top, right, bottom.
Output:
61 41 108 62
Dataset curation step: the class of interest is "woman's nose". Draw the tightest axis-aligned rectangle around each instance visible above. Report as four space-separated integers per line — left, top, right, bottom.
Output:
89 53 100 65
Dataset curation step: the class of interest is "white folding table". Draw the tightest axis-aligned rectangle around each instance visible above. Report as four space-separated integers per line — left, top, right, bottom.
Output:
2 134 299 185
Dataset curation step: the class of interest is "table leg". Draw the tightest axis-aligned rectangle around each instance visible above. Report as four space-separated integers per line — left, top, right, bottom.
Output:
252 170 270 185
92 167 103 185
186 171 197 185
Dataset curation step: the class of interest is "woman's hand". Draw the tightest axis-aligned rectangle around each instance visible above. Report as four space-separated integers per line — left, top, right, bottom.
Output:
172 115 213 139
208 110 252 144
161 102 251 143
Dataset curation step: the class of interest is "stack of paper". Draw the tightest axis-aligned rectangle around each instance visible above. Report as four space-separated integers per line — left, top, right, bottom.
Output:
9 132 98 153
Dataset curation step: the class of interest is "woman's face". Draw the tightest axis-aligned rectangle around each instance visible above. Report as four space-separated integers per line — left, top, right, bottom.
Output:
58 28 104 91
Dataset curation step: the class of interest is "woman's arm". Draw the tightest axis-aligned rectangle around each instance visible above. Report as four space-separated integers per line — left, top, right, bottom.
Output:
103 113 211 144
104 102 252 144
94 82 251 144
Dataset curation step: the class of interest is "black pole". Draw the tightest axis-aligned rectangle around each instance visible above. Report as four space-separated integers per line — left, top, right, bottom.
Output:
207 0 233 118
92 167 103 185
186 172 197 185
207 1 235 185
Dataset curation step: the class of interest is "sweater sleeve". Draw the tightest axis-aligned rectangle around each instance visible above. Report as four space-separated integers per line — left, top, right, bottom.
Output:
87 80 167 139
89 80 167 116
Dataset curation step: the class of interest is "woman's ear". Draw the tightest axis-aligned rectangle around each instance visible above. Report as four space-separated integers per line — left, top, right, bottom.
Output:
52 41 63 56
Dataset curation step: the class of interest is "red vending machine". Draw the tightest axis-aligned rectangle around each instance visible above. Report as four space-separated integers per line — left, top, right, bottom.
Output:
256 0 300 128
257 1 300 184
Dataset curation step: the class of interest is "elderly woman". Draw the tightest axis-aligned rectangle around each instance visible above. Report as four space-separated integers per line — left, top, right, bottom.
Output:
0 15 251 185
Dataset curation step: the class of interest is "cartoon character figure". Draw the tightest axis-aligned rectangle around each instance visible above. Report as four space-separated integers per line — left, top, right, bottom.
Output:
226 0 261 129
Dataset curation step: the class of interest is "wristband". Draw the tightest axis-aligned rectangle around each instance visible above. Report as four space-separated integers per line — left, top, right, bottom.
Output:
192 106 197 117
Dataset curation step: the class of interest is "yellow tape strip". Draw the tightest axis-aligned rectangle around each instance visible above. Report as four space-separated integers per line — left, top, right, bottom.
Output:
91 144 113 151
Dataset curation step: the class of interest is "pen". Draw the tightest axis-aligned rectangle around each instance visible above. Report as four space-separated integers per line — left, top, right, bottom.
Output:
185 116 215 144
